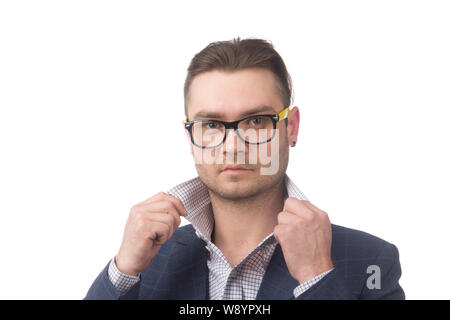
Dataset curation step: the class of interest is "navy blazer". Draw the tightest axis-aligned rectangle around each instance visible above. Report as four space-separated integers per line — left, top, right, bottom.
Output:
85 223 405 300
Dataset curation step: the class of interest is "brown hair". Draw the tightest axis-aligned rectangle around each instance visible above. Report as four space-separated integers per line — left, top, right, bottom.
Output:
183 37 293 119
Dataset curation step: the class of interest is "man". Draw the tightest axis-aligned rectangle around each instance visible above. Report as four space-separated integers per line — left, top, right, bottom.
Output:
85 37 405 300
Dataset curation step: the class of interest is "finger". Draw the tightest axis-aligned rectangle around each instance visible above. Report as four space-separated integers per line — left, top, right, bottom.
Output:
146 212 177 238
301 200 322 212
301 200 329 220
273 224 288 243
283 197 313 216
139 192 188 217
137 201 182 228
273 224 281 242
164 194 189 217
135 191 167 206
277 210 299 225
147 221 171 245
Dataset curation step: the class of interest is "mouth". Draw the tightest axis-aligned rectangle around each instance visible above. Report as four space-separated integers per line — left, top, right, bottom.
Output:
221 165 253 174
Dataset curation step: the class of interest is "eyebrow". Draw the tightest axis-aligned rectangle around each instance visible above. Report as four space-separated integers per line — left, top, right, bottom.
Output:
192 105 277 120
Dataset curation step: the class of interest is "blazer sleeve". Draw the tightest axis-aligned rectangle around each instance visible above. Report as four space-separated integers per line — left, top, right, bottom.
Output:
293 242 405 300
84 260 142 300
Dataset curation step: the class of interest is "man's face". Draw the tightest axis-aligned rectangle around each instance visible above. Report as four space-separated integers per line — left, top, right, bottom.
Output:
185 67 299 200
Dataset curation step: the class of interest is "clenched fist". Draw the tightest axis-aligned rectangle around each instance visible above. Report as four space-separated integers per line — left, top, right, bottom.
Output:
274 198 334 284
115 192 188 276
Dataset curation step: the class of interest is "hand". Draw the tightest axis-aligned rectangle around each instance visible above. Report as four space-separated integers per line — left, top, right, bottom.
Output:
115 192 188 276
274 198 333 284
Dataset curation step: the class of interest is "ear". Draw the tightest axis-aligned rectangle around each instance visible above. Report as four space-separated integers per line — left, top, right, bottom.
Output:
287 106 300 147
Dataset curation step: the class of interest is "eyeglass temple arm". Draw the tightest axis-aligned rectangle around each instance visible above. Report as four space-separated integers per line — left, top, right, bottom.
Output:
278 106 290 120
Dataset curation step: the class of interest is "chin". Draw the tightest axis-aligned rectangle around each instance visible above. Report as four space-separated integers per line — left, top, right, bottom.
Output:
213 184 260 200
206 173 267 200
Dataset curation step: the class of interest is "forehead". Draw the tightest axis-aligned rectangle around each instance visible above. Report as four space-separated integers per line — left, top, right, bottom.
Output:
187 68 283 120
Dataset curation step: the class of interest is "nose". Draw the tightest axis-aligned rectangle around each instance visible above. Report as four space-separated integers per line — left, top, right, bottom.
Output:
223 128 246 154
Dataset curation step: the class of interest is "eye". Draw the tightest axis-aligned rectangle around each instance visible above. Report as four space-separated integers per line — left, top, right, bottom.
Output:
250 117 263 125
205 121 219 129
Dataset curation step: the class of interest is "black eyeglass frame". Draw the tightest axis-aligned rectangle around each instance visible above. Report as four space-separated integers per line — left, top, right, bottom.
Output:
184 107 290 149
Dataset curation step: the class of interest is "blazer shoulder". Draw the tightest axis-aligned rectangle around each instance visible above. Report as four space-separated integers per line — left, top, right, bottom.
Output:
331 223 397 258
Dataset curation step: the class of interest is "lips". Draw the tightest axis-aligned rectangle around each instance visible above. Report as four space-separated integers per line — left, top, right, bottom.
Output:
221 165 253 172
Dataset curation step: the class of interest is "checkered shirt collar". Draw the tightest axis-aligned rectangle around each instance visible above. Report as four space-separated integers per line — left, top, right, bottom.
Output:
166 173 309 242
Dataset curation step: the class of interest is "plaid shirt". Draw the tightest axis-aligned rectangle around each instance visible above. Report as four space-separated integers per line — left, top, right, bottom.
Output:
108 174 333 299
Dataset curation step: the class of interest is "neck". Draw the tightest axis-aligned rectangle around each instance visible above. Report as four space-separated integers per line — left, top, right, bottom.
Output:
210 178 287 255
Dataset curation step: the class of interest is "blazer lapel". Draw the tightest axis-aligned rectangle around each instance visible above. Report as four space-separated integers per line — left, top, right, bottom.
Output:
172 226 209 300
255 244 299 300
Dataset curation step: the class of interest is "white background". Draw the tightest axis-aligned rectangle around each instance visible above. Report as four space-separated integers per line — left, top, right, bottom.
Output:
0 0 449 299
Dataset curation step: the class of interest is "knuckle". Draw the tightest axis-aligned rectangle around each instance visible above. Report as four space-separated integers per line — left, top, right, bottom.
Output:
316 209 328 223
153 192 167 202
294 217 304 228
161 223 171 236
277 211 284 222
162 201 180 222
274 226 285 241
129 209 142 221
285 197 297 207
170 195 183 206
299 199 309 206
166 213 175 224
133 210 146 221
159 200 172 212
130 205 140 215
285 219 302 232
135 218 147 233
274 224 281 235
303 208 315 221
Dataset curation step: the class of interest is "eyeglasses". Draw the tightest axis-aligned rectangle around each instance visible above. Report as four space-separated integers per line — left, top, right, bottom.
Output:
184 106 290 149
